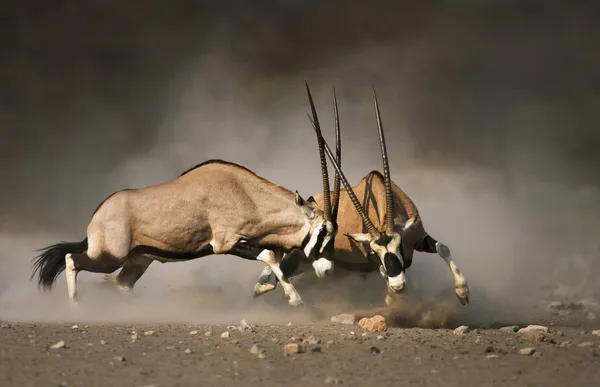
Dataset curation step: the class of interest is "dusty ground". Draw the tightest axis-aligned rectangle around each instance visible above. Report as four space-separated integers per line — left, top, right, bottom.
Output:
1 312 599 387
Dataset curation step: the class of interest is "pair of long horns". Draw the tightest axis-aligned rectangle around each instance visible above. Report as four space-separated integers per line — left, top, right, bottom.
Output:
306 84 395 239
305 82 341 224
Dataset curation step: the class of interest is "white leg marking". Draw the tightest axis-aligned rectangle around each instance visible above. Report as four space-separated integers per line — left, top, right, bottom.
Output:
388 272 407 292
312 257 334 279
436 242 470 304
65 253 78 304
256 249 303 307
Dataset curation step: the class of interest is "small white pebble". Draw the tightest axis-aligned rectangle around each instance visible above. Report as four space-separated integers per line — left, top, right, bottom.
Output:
189 330 198 336
100 340 107 345
205 331 213 337
221 332 230 339
144 330 155 336
71 324 79 330
377 335 385 340
184 348 192 354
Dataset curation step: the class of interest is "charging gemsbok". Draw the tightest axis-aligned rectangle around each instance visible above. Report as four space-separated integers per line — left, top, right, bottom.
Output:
254 86 470 306
30 158 336 307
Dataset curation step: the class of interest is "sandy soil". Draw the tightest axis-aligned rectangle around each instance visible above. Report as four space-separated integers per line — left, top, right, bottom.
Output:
1 314 599 387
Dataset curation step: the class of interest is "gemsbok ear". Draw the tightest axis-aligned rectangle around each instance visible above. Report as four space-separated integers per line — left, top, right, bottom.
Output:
345 233 371 243
307 196 316 204
296 191 315 220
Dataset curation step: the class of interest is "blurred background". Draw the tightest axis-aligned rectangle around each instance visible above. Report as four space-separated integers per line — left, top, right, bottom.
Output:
0 0 599 323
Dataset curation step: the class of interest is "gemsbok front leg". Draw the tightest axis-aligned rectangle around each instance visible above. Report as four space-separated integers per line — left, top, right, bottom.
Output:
417 234 470 305
256 249 303 306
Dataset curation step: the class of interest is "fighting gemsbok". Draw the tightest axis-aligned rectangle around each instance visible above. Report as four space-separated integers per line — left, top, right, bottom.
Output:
254 85 471 306
30 158 337 307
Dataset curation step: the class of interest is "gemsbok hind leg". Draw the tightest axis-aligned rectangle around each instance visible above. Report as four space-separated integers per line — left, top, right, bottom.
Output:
417 235 470 305
65 252 126 304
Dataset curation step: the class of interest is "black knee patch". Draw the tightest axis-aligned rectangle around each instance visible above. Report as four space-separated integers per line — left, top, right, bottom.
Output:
420 235 438 253
279 254 301 277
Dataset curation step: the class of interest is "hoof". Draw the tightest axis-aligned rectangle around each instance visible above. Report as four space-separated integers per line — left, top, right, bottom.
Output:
288 297 304 307
253 283 276 299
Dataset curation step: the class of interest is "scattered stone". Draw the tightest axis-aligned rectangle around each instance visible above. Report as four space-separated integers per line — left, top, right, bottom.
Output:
453 325 471 335
377 335 386 340
486 354 500 359
250 344 265 357
50 341 67 349
578 341 594 348
324 376 342 385
239 319 253 332
271 338 279 343
560 341 572 348
358 315 387 332
592 329 600 337
184 348 192 354
587 312 596 320
361 332 369 337
221 332 230 339
499 326 519 333
287 322 292 326
131 333 138 342
304 336 321 345
283 343 304 355
227 325 237 330
100 340 107 345
189 330 198 336
330 314 356 325
369 346 382 355
518 325 549 334
71 324 79 330
205 331 213 337
144 330 155 336
0 322 10 329
114 356 126 362
327 340 335 345
519 347 536 356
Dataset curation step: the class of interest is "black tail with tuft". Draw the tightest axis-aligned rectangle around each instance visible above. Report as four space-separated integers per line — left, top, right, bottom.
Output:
31 238 88 290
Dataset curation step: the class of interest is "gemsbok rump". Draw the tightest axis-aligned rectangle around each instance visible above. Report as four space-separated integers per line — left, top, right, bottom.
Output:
30 158 337 307
254 85 471 306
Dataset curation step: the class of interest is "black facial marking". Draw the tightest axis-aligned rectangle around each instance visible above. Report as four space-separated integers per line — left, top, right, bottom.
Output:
383 252 403 277
307 196 316 203
279 251 303 277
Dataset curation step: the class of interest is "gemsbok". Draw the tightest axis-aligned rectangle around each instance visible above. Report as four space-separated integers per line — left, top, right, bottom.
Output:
30 156 337 307
254 85 471 307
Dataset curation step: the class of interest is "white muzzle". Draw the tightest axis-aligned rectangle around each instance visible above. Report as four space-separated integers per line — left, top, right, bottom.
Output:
312 257 334 279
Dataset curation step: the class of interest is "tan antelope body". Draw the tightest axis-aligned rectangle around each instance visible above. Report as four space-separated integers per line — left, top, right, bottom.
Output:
254 86 470 306
31 159 336 306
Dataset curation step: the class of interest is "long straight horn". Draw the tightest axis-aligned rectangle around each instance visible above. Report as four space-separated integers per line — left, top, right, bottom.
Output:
308 115 381 239
305 81 332 222
372 86 395 234
331 87 342 223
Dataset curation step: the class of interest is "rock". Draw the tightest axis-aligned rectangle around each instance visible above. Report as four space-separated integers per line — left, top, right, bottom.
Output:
184 348 192 354
361 332 369 337
304 336 321 345
587 312 596 320
358 315 387 332
189 330 198 335
499 326 519 333
377 335 386 340
518 325 549 334
369 346 382 355
578 341 594 348
324 376 342 384
453 325 471 335
326 340 335 345
287 322 292 326
100 340 107 345
71 324 79 329
205 331 213 337
220 332 230 339
330 314 356 325
560 341 572 348
227 325 237 330
131 334 138 342
239 319 253 332
50 341 67 349
0 322 10 329
114 356 126 362
283 343 304 355
592 329 600 337
250 344 265 356
519 347 536 356
144 330 155 336
486 354 500 359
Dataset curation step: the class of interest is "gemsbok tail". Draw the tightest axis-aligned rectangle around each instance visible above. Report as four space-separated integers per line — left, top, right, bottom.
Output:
31 238 88 290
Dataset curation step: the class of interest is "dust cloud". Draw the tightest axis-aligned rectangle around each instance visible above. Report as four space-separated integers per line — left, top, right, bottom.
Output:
1 0 599 326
